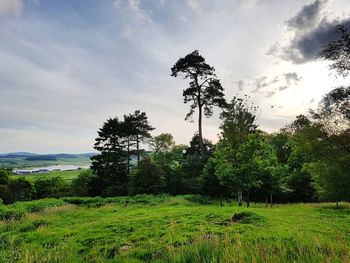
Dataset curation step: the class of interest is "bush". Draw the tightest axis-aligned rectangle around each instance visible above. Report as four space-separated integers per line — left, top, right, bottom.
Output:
0 168 10 185
34 177 69 199
129 157 166 195
71 170 96 197
0 185 14 204
62 196 109 207
8 177 33 202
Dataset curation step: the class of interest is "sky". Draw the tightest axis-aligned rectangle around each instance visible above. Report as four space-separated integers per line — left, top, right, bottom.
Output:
1 0 350 153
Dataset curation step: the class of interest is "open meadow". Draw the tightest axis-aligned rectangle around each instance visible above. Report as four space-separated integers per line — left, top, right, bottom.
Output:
0 195 349 263
11 169 83 184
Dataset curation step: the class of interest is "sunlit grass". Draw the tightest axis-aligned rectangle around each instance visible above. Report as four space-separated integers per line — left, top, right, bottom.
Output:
0 196 349 262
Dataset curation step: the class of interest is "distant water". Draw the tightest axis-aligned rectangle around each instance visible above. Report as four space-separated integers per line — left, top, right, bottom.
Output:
14 164 89 173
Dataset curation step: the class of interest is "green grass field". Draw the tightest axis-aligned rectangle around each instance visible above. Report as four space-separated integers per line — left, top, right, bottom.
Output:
11 169 83 183
0 195 349 263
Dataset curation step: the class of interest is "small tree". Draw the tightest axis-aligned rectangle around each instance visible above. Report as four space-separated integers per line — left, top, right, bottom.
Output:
152 144 187 195
150 133 175 153
220 96 258 148
171 50 226 155
202 152 230 206
0 168 10 185
234 134 279 207
0 185 14 204
34 177 67 199
129 157 166 195
8 177 33 201
71 170 96 197
182 134 214 193
213 134 280 207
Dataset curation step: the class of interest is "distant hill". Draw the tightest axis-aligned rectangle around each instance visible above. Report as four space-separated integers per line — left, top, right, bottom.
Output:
0 152 96 158
25 155 58 161
0 152 39 157
0 152 95 169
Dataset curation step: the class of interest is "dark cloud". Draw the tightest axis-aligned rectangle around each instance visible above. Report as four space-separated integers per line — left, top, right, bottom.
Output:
286 0 327 30
268 0 350 63
249 75 286 95
253 76 268 92
248 72 301 96
290 19 350 63
284 72 302 84
279 86 288 91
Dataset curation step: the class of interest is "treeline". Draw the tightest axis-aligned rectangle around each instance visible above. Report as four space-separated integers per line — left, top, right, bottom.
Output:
0 93 348 206
72 95 349 207
0 90 348 206
0 25 349 206
0 169 71 204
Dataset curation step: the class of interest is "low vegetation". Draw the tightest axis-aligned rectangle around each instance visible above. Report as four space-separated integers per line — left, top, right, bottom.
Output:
0 195 349 262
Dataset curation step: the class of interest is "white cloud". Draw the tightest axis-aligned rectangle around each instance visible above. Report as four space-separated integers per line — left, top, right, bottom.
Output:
114 0 153 40
185 0 203 10
114 0 152 24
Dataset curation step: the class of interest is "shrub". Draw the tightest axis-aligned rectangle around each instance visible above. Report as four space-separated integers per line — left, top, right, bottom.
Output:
129 157 166 195
34 177 69 199
0 185 14 204
71 170 96 197
8 177 33 202
0 168 10 185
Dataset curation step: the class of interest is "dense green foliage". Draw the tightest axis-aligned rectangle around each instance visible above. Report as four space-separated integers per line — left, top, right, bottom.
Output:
0 196 349 262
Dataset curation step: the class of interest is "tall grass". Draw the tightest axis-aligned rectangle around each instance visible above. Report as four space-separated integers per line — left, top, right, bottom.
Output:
0 196 349 262
160 232 350 263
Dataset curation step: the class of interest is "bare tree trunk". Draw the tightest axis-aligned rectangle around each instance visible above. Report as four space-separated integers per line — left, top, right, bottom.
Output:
198 105 204 155
220 192 223 207
270 193 273 208
265 196 268 208
136 134 140 165
246 191 250 208
196 79 204 156
127 138 130 174
238 191 242 207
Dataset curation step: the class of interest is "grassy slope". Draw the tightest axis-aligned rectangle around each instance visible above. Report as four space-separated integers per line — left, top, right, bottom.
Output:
11 169 83 183
0 196 349 262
